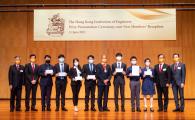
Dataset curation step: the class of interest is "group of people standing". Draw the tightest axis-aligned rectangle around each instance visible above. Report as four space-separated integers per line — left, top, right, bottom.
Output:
8 53 186 113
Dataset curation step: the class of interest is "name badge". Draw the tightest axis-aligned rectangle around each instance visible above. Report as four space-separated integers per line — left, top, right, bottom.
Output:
178 67 181 69
144 70 152 75
115 68 123 73
20 70 23 72
163 68 167 71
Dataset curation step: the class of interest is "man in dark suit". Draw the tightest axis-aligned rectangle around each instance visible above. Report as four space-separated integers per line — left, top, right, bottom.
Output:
54 54 69 111
96 54 112 112
82 55 96 111
8 56 25 112
24 54 39 112
38 55 54 111
112 53 126 112
154 54 171 112
170 53 186 112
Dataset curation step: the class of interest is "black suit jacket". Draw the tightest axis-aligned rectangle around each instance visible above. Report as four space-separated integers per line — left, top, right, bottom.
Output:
8 64 25 88
112 62 126 84
54 63 69 80
38 63 54 86
96 63 112 86
82 63 96 85
68 66 83 85
154 63 171 87
170 62 186 86
24 63 39 85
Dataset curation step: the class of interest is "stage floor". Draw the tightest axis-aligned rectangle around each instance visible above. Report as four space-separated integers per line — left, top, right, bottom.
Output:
0 100 194 119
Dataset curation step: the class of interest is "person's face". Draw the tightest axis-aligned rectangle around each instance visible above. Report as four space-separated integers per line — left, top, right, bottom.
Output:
74 60 79 66
145 60 151 67
158 55 165 63
88 57 94 64
15 57 21 65
45 57 51 63
116 56 122 61
173 55 180 62
58 57 65 63
131 58 137 65
30 56 36 63
101 55 107 63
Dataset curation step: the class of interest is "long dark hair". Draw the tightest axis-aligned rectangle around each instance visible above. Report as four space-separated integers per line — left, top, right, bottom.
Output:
73 58 81 70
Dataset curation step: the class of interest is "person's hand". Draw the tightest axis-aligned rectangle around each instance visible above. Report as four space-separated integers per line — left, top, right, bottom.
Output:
181 83 185 88
143 74 146 78
9 85 12 90
104 79 109 85
122 71 126 75
150 75 153 78
170 84 172 88
113 71 117 75
44 71 47 76
56 73 59 77
166 83 169 87
154 83 156 86
31 80 36 85
129 73 132 76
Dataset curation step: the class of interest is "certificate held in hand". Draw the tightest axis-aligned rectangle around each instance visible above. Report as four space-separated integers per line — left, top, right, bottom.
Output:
144 69 152 76
59 72 67 77
115 68 123 73
75 76 83 81
87 75 96 80
45 70 53 74
132 66 140 76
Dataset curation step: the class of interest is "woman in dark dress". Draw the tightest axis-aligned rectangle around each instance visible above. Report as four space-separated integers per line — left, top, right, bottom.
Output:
141 58 155 112
69 58 83 112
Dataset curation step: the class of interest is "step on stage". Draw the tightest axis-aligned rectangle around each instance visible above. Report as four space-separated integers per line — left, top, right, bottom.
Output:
0 100 194 119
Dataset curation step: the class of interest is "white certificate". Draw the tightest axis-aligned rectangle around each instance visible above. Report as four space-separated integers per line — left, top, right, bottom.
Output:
132 66 140 76
45 70 53 74
115 68 123 73
59 72 67 77
87 75 96 80
144 70 152 76
75 76 83 81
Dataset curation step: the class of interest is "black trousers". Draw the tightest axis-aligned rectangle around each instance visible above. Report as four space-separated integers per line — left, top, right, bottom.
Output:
40 85 52 108
10 87 22 110
25 84 38 109
172 84 184 110
71 84 81 106
55 79 67 108
114 82 125 108
156 85 169 110
85 82 96 109
97 85 109 110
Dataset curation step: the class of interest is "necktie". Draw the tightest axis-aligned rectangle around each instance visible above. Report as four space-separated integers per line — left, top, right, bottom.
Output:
32 64 35 80
16 65 19 70
174 63 178 71
61 64 64 72
117 63 120 68
159 64 162 72
90 64 93 72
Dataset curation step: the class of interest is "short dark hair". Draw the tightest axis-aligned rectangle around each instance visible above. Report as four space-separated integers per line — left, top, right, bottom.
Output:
144 58 151 63
173 53 180 58
58 54 65 58
30 54 36 58
87 55 94 59
14 56 21 59
130 56 137 61
44 55 51 59
115 52 122 57
73 58 79 63
158 54 165 58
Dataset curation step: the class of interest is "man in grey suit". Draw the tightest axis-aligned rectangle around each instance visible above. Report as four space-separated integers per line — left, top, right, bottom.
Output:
170 53 186 112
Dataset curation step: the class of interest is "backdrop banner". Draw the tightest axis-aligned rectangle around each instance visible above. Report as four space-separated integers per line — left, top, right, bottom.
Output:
34 9 176 41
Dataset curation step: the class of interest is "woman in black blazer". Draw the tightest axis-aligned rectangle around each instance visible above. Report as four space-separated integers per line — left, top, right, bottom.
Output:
69 58 83 112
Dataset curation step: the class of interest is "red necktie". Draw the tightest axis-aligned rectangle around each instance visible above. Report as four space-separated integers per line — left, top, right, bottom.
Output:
159 64 162 72
174 63 177 71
